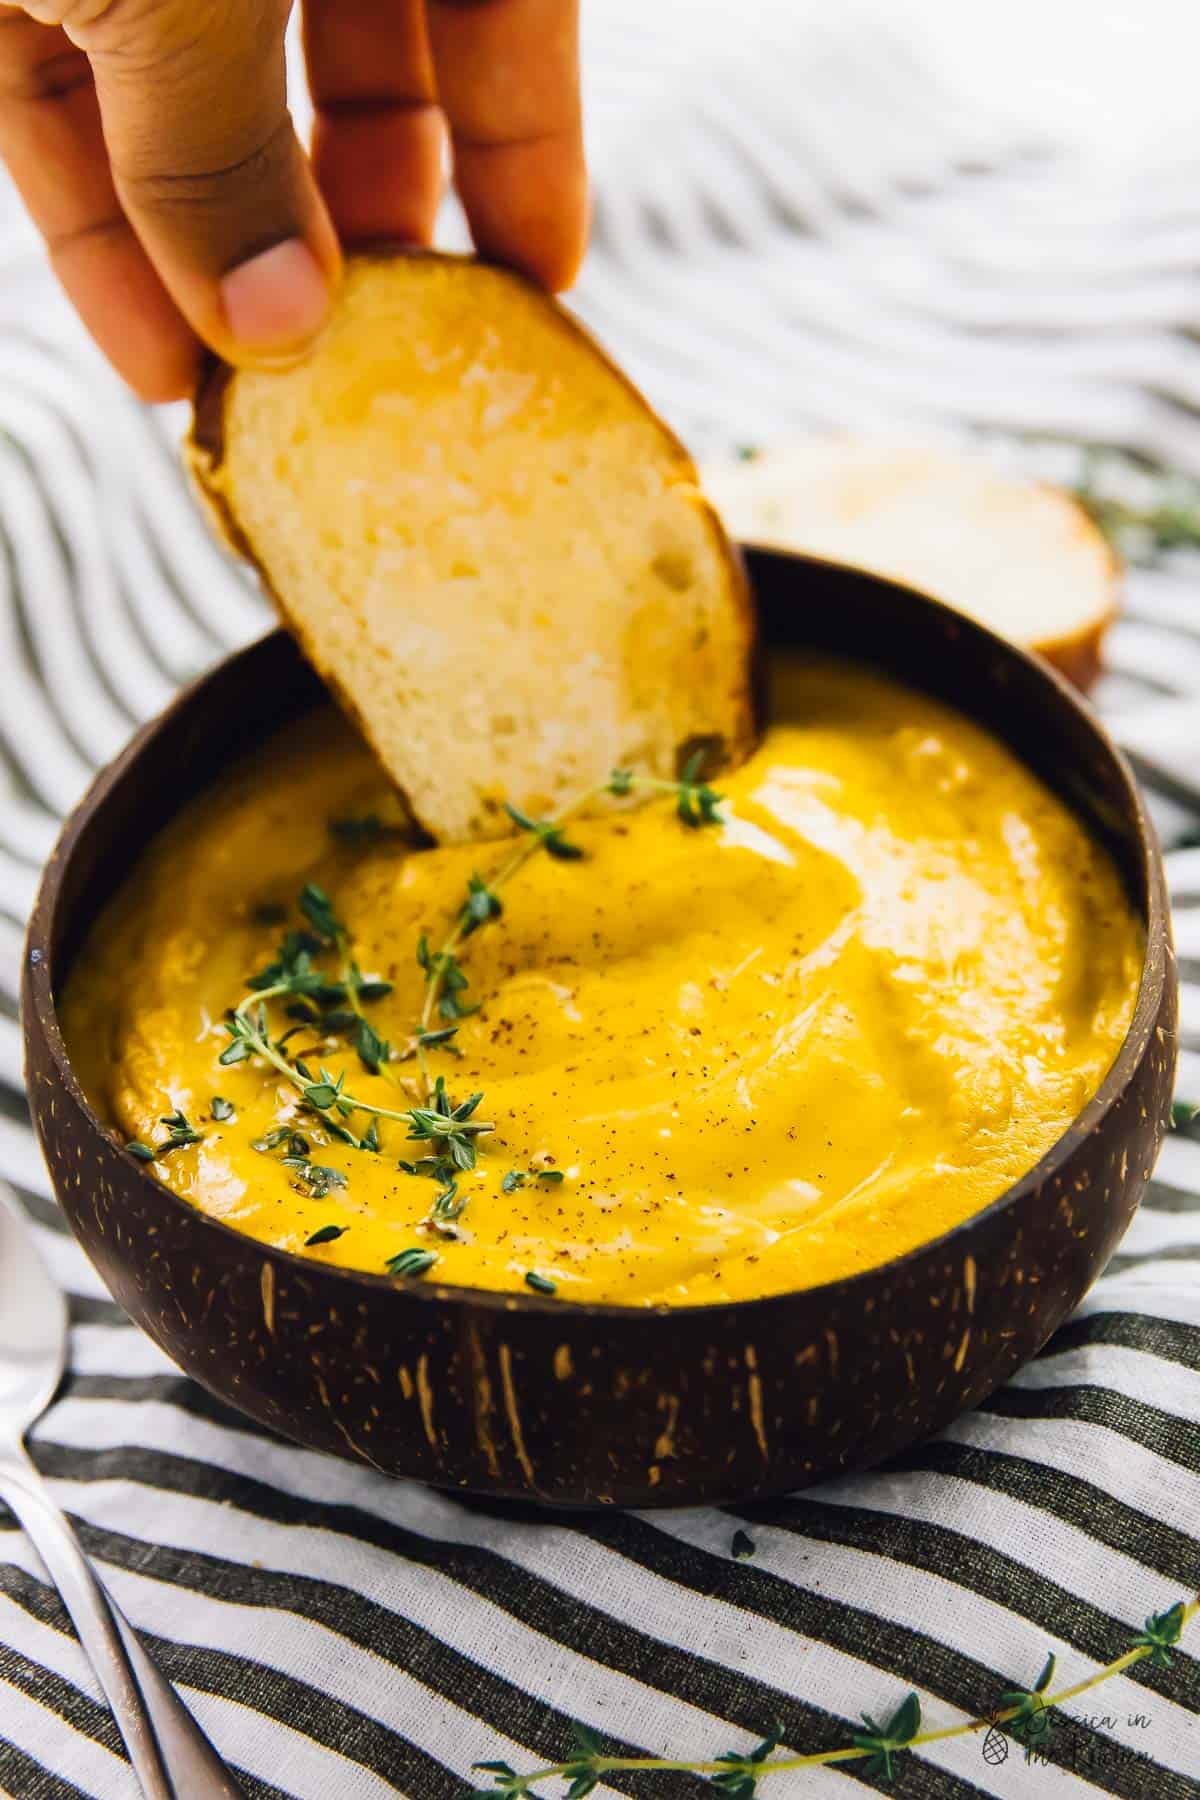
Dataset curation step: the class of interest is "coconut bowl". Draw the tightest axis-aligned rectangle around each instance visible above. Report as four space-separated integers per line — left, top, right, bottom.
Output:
22 550 1178 1508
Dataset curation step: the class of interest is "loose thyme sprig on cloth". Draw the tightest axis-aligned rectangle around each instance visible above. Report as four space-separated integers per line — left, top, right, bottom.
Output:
1073 451 1200 554
195 759 727 1271
468 1599 1197 1795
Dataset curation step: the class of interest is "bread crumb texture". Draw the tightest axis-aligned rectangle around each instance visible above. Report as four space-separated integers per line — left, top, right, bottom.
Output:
194 255 754 841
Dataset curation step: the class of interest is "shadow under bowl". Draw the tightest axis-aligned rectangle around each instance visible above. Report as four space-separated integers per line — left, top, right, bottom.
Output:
22 550 1178 1508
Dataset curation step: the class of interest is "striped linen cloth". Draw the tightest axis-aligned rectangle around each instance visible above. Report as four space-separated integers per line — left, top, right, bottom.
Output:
2 11 1200 1797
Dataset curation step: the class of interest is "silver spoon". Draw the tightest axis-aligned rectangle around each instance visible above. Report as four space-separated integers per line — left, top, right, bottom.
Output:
0 1182 243 1798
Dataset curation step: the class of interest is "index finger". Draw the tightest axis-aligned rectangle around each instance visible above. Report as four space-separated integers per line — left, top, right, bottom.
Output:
426 0 586 291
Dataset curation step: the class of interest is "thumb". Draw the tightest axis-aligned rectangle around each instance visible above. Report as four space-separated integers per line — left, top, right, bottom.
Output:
66 0 339 363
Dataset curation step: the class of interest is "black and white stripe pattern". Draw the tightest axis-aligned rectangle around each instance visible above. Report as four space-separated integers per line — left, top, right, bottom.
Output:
2 22 1200 1798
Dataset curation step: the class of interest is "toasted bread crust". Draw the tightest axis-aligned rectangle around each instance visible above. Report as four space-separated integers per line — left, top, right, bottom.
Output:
1028 478 1120 692
1035 612 1111 692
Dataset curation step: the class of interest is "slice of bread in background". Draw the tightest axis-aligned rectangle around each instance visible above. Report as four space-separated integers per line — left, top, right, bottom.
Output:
704 439 1119 691
189 253 755 843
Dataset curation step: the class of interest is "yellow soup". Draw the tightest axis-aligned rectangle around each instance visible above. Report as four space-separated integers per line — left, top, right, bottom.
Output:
63 657 1143 1306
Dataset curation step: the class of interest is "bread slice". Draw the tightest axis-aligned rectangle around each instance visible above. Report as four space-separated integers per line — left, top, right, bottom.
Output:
188 252 755 842
704 440 1119 690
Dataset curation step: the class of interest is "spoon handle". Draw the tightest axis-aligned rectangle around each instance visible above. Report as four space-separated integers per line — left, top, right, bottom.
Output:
0 1456 243 1798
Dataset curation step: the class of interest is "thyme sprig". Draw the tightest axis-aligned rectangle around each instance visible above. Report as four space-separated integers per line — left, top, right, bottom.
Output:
410 762 726 1094
126 1110 203 1162
1131 1600 1187 1667
999 1651 1055 1749
283 1158 348 1200
503 1168 565 1193
1073 452 1200 554
405 1077 492 1169
469 1598 1196 1794
218 978 447 1141
253 885 397 1081
387 1246 438 1279
305 1223 348 1247
183 760 726 1250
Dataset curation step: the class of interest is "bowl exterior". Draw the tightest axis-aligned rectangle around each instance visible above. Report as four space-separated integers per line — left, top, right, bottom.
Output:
22 554 1178 1507
23 956 1175 1508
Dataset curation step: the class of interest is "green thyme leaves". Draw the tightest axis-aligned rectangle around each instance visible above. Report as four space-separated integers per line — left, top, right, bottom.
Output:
504 801 584 860
557 1723 604 1798
676 749 724 828
298 882 345 945
305 1223 348 1246
211 1096 235 1121
417 937 478 1021
399 1150 467 1232
470 1762 525 1798
248 927 344 1004
251 1126 292 1154
850 1692 921 1783
711 1724 783 1797
405 1078 493 1171
347 961 392 1005
999 1651 1056 1748
462 873 504 936
353 1014 391 1076
399 1155 457 1182
607 760 724 825
467 1598 1199 1793
524 1271 557 1295
502 1168 565 1193
157 1101 201 1144
405 1024 462 1062
283 1158 347 1199
1073 453 1200 554
126 1110 203 1162
387 1247 438 1279
429 1183 466 1232
1132 1601 1186 1667
220 1005 268 1066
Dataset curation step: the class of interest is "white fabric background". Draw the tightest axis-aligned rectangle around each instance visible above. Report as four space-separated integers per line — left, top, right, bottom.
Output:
0 6 1197 1797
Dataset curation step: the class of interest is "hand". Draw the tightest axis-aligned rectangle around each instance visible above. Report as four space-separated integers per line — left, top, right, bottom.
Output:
0 0 586 399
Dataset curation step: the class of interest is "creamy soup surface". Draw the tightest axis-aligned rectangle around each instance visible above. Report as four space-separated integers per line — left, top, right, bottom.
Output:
64 656 1143 1305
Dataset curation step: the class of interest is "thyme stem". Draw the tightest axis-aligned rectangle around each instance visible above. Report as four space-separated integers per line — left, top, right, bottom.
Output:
216 763 724 1208
417 784 604 1040
413 771 719 1097
224 989 482 1132
473 1598 1197 1793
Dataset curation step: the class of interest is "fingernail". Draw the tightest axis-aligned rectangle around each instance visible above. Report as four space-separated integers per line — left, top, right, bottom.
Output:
220 238 331 353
